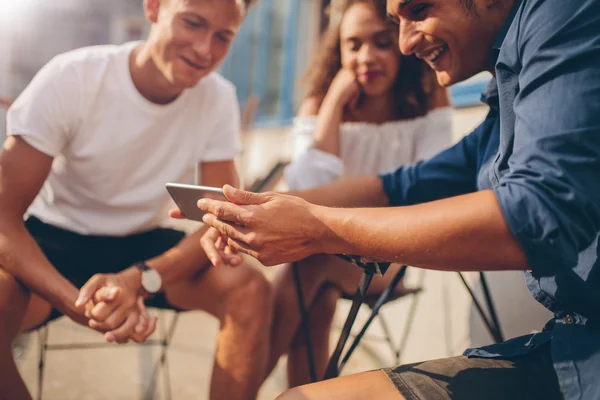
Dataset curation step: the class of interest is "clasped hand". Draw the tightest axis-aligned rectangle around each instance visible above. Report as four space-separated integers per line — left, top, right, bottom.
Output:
75 269 157 344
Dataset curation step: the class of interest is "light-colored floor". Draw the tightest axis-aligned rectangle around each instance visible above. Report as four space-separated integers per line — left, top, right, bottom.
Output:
14 105 554 399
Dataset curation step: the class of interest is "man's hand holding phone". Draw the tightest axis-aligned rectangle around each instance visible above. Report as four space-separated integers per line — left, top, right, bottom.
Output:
167 184 243 267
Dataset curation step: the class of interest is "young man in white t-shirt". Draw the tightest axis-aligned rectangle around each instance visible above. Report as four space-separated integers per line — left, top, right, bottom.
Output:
0 1 271 399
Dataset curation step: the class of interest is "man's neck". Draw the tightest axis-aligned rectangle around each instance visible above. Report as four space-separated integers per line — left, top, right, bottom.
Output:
129 44 184 105
486 0 519 76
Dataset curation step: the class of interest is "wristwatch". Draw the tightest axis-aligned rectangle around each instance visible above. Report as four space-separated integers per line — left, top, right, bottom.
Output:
134 262 162 298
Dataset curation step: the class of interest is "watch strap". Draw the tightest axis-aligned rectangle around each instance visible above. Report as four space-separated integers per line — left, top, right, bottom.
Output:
135 261 151 272
134 261 158 299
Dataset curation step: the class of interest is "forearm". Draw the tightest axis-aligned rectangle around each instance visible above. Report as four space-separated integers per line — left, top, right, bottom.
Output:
146 159 240 286
290 176 389 208
145 225 211 288
311 94 344 156
0 216 79 310
313 190 528 271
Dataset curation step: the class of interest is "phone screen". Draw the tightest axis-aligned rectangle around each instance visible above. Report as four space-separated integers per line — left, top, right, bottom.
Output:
166 183 227 221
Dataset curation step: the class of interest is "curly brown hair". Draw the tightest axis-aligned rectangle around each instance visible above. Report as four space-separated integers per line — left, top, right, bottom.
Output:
303 0 436 119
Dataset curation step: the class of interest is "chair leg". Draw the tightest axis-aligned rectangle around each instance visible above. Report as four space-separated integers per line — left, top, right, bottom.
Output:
292 262 318 383
337 266 407 372
161 311 179 400
457 272 503 343
376 313 399 364
37 326 49 400
144 310 179 399
479 272 505 342
394 269 426 364
325 271 374 379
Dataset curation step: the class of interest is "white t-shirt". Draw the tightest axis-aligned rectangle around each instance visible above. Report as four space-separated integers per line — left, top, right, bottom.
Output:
7 42 242 236
284 107 453 190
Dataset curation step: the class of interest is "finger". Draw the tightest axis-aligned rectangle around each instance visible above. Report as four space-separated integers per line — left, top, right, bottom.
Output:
135 297 149 334
215 235 226 250
222 185 267 205
134 316 149 335
137 297 148 316
93 286 121 304
88 301 118 322
76 275 106 307
105 312 138 344
222 247 243 266
89 303 130 331
202 214 251 243
132 315 158 344
202 235 224 267
169 208 184 219
223 243 238 254
223 254 243 266
226 237 259 260
197 198 249 224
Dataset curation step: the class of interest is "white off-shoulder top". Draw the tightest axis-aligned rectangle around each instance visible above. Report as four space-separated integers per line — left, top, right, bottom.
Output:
284 107 454 190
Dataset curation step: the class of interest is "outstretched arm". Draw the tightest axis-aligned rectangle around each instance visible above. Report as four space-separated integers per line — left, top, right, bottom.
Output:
197 185 527 271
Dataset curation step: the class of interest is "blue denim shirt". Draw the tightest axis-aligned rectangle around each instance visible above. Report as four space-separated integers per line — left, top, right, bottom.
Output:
380 0 600 398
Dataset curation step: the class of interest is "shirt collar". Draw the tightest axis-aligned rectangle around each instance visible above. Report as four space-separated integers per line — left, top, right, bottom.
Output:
482 1 522 109
493 0 522 50
481 77 499 110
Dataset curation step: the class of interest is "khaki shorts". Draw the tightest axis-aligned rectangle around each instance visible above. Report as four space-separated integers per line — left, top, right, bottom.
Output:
383 343 562 400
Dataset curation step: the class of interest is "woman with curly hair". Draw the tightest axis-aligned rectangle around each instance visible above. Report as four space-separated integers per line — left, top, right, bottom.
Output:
267 0 454 388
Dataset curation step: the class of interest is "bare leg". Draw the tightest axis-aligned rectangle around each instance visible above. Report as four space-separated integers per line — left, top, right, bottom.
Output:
287 286 341 387
0 267 52 400
268 257 406 383
276 370 404 400
164 262 273 400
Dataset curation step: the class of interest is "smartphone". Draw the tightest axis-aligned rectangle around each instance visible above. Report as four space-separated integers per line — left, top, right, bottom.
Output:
166 183 228 221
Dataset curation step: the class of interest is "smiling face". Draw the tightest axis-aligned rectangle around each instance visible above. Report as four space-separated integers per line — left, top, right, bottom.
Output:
144 0 245 89
387 0 512 86
340 2 400 97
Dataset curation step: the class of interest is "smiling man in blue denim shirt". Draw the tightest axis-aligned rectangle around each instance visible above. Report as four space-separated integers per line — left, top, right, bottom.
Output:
195 0 600 398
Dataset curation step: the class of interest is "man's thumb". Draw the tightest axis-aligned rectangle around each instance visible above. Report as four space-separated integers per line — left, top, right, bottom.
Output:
223 185 267 205
75 275 103 306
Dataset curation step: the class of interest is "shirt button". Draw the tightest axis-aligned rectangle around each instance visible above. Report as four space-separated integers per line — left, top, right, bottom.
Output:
564 315 575 324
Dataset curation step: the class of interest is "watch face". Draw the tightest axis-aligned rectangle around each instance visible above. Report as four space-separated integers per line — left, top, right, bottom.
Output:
141 269 162 294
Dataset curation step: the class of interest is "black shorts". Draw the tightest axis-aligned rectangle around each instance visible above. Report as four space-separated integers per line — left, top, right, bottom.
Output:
25 216 186 326
383 342 563 400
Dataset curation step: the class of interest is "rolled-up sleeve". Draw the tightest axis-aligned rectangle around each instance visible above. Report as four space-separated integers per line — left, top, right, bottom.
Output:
492 0 600 277
380 112 498 206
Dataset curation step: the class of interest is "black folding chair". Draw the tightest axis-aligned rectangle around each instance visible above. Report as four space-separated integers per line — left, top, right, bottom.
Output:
294 258 505 382
35 310 180 400
293 256 395 381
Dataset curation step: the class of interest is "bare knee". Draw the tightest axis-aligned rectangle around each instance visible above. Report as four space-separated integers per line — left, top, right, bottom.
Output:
276 387 308 400
0 267 30 340
290 286 339 349
223 266 272 325
313 286 341 320
295 254 332 282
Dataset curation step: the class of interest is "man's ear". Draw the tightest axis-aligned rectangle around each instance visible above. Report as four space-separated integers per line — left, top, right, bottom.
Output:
144 0 161 24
